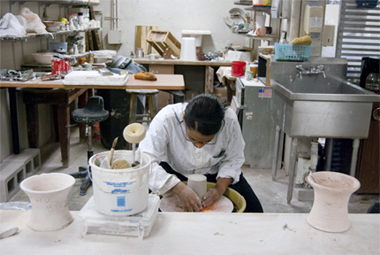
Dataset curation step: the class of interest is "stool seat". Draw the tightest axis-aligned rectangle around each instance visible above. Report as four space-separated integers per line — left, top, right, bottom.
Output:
126 89 159 95
127 89 159 128
71 96 109 124
70 95 109 196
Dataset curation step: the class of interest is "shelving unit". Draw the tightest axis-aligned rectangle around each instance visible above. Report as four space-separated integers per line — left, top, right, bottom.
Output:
2 0 102 70
0 27 100 42
9 0 100 6
244 6 272 15
232 2 280 43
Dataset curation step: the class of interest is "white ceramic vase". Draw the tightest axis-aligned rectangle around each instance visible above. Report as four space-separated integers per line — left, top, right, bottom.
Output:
20 173 75 231
307 171 361 233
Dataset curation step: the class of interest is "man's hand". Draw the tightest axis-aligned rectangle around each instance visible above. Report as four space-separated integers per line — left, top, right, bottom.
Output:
172 182 202 212
201 177 232 208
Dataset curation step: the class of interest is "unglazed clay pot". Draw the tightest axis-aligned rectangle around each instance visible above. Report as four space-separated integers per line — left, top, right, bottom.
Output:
20 173 75 231
187 174 207 200
307 171 360 233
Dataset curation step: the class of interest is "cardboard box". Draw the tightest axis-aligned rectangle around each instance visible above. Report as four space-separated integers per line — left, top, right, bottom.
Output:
211 86 228 104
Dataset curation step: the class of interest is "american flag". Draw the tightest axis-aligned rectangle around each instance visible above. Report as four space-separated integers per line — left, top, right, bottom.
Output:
258 88 272 98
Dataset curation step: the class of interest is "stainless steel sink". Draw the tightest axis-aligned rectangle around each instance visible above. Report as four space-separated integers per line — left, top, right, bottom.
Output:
270 57 379 204
270 58 379 138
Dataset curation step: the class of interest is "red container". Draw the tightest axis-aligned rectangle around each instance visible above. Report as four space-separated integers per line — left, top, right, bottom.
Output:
51 58 71 76
231 61 246 77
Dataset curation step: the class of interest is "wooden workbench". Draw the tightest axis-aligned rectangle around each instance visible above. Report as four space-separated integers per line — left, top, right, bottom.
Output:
133 58 232 67
0 74 184 167
134 58 233 103
1 210 378 254
0 74 185 90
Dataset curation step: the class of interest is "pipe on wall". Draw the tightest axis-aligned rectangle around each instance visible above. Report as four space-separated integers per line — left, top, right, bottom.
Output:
288 0 301 42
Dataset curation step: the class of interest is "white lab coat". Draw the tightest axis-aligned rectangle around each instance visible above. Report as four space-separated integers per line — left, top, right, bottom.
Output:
139 103 245 195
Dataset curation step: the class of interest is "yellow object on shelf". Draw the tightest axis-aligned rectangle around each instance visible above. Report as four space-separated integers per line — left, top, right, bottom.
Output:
252 0 272 6
290 35 312 45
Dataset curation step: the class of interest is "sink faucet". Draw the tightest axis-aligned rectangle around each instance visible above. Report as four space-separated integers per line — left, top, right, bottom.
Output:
296 65 308 79
296 64 326 79
314 65 326 78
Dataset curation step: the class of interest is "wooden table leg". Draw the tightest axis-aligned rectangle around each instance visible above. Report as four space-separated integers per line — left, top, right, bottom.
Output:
57 103 70 168
25 103 39 148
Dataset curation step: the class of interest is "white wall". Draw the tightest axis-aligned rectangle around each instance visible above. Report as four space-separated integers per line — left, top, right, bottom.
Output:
95 0 253 56
322 3 340 57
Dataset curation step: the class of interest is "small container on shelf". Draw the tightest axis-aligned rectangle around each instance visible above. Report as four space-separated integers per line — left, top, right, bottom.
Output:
274 43 311 62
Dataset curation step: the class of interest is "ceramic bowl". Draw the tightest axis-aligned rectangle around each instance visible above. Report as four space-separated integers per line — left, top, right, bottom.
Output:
43 21 64 32
32 52 55 65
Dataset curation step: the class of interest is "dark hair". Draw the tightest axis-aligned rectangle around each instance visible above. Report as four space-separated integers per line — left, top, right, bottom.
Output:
184 94 225 136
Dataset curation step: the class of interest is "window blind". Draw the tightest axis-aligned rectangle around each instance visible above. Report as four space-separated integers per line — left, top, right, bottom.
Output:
336 0 380 84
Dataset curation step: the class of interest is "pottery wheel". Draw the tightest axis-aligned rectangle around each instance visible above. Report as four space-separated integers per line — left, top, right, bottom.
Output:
160 194 233 213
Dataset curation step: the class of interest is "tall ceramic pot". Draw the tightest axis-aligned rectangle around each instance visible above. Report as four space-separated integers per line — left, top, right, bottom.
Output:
307 171 361 233
20 173 75 231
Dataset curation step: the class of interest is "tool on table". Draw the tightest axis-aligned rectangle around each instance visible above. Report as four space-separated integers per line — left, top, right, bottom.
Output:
41 74 61 81
97 68 113 76
123 123 146 167
0 227 19 239
108 136 119 165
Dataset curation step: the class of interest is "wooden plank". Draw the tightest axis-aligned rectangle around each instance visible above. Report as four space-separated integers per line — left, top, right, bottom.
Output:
0 74 185 90
126 74 184 90
146 30 181 58
133 59 232 66
89 6 101 50
135 25 157 55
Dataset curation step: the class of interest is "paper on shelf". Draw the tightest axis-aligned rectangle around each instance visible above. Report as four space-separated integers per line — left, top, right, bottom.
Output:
63 71 128 85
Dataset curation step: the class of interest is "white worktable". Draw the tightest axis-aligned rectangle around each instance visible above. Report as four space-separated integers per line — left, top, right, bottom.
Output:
1 210 379 254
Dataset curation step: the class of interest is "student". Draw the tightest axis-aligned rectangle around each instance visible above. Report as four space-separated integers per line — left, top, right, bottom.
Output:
139 94 263 213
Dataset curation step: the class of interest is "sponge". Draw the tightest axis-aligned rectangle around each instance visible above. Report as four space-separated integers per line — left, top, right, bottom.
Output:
291 35 312 45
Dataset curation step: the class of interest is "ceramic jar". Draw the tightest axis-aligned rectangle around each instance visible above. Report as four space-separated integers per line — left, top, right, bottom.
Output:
20 173 75 231
307 171 361 233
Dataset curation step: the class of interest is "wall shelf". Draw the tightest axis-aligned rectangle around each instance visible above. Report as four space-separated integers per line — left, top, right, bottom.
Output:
233 1 253 5
244 6 272 15
246 34 279 42
9 0 100 6
0 27 100 42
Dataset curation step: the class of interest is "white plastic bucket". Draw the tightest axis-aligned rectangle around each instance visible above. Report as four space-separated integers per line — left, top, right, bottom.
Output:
89 150 151 216
180 37 196 61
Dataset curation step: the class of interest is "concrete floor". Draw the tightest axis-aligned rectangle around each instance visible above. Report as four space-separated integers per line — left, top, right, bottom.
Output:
10 126 379 213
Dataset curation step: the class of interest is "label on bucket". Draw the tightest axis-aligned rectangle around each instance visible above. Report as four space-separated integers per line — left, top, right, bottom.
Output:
114 196 133 212
117 196 126 207
104 181 136 194
104 181 136 187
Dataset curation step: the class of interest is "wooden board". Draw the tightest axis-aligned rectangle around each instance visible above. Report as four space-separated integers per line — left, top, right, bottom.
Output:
135 25 158 55
127 74 184 90
146 30 181 58
0 74 185 90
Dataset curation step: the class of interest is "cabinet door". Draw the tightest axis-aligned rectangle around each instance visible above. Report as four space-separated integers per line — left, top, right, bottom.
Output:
149 64 174 111
356 102 380 194
205 66 214 94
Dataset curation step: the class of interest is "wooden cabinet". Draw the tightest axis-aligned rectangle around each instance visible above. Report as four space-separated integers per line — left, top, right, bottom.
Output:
135 58 232 104
149 64 175 111
356 102 380 194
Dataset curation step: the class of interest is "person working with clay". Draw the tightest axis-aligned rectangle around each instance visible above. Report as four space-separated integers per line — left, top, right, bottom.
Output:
139 94 263 213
